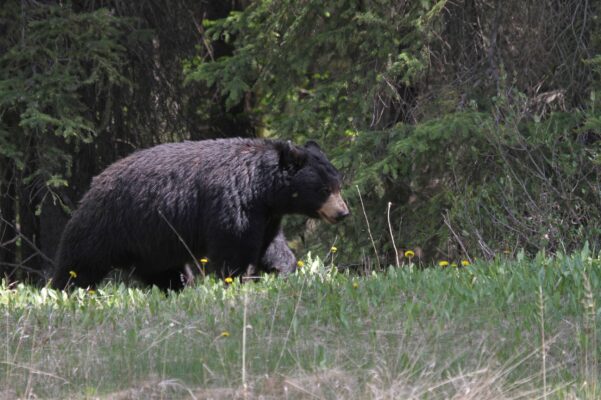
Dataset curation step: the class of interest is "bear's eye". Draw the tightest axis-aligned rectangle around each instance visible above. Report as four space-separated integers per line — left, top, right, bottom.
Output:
320 187 331 196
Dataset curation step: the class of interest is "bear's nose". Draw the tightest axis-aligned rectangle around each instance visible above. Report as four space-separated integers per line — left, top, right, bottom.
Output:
335 210 350 222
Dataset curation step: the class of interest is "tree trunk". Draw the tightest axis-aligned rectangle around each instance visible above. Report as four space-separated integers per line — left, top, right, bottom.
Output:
0 160 16 282
17 177 43 284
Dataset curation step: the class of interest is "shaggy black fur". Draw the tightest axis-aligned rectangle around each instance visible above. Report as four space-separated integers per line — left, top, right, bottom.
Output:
52 138 345 291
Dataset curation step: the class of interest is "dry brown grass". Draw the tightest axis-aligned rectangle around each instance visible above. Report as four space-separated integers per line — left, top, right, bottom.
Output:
88 364 546 400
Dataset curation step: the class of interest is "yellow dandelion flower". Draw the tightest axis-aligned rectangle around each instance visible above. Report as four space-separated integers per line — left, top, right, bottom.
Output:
461 260 470 266
451 263 458 268
88 289 96 295
200 257 209 264
224 277 233 284
330 246 338 253
352 282 359 289
404 250 415 258
438 260 449 267
69 270 77 279
297 260 305 268
220 331 230 337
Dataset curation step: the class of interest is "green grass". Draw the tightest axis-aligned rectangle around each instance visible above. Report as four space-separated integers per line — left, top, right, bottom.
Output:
2 248 601 399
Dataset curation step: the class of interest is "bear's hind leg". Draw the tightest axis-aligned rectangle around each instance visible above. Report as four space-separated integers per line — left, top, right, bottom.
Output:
52 259 112 290
52 221 115 290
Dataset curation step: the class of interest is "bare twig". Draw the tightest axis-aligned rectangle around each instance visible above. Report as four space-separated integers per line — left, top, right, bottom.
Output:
0 236 18 248
0 262 46 279
473 228 495 259
0 361 69 383
442 211 472 263
387 202 400 268
275 275 306 370
189 10 215 61
157 210 203 274
0 214 55 267
355 185 381 269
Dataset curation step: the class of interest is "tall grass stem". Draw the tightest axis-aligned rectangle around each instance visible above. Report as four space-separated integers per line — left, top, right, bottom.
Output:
157 210 203 276
538 285 547 400
242 291 248 397
356 185 381 269
387 202 400 268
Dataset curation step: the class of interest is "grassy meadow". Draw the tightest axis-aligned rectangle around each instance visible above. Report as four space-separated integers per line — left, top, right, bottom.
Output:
1 249 601 399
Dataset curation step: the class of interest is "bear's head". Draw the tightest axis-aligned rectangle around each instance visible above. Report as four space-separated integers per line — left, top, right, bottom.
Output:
276 140 349 223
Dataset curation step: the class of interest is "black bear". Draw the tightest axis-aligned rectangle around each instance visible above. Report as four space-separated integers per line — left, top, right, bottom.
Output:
52 138 348 291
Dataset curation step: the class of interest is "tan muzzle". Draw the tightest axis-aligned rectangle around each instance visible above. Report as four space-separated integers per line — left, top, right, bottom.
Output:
318 191 350 224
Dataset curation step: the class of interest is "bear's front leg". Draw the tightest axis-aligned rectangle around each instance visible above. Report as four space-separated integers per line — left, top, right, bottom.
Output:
206 234 263 279
133 267 187 292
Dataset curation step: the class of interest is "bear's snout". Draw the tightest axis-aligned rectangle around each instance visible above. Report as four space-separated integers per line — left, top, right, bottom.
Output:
318 191 349 224
334 208 350 222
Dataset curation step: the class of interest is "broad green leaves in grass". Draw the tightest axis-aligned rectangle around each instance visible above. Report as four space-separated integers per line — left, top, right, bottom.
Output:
2 250 601 397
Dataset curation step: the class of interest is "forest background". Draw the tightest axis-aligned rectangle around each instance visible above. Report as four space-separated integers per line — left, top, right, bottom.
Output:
1 0 600 283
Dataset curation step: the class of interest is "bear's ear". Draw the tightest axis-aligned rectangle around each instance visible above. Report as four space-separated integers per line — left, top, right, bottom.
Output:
276 140 307 170
304 140 322 153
